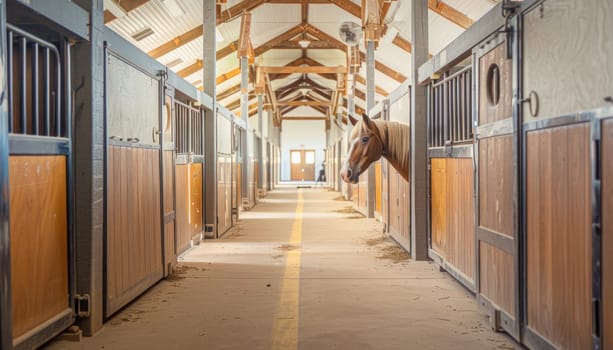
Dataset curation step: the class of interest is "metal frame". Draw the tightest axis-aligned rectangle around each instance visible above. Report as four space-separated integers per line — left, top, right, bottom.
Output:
0 1 13 348
3 17 76 349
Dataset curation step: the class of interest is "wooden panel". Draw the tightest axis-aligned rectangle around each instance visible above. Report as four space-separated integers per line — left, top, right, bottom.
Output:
10 156 68 338
381 160 389 226
478 42 512 126
526 124 591 349
430 158 447 255
603 119 613 349
375 162 382 216
523 0 613 121
107 146 163 315
445 158 475 280
163 151 175 271
174 164 191 254
218 156 232 234
479 135 514 237
430 158 475 281
358 172 368 214
388 165 410 247
479 241 514 316
189 163 203 235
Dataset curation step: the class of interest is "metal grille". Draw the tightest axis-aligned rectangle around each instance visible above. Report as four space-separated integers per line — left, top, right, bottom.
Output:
429 66 473 147
7 24 63 137
175 100 204 156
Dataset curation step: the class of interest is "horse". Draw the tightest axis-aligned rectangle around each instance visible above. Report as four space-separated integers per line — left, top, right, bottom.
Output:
340 113 409 183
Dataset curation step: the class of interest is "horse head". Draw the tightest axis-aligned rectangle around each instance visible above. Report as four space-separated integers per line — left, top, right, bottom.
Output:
340 113 385 184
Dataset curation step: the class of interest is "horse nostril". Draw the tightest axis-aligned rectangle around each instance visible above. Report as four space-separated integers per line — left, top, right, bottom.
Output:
346 168 352 178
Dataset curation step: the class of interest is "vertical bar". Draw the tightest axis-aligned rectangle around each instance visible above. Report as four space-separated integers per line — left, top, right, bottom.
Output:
55 51 61 137
20 36 27 134
43 47 50 136
32 42 39 135
63 39 75 309
455 75 460 142
7 31 13 132
459 74 464 141
0 0 14 345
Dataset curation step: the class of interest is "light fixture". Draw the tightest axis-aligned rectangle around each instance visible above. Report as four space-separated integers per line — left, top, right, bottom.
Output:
216 27 224 42
132 27 154 41
298 39 310 48
166 58 183 68
162 0 185 17
104 0 127 19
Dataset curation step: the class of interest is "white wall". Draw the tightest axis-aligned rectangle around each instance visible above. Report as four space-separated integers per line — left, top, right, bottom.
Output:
280 118 326 181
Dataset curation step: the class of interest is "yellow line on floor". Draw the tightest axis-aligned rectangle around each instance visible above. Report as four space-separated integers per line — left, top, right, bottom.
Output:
272 189 303 350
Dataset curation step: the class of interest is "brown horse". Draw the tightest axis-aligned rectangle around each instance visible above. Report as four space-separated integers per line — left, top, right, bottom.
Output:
340 113 409 183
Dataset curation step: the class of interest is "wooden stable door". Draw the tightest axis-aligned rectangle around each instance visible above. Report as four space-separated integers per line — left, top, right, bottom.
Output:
290 149 315 181
474 39 518 339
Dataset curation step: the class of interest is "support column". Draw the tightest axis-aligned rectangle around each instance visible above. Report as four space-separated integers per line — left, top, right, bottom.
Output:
257 94 265 194
240 56 250 208
71 0 105 335
203 0 217 237
0 0 13 346
365 40 376 218
344 75 355 200
410 0 429 260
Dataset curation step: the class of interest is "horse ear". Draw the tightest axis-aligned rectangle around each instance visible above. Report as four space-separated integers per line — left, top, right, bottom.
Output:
362 113 372 128
348 114 359 126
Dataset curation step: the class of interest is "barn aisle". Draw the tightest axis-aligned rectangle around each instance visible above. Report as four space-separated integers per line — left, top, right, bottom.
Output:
45 186 516 350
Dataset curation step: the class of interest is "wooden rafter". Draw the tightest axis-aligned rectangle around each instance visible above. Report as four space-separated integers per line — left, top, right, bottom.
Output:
362 0 385 41
358 51 406 82
392 34 412 53
282 116 327 121
148 27 203 58
217 83 241 101
104 0 150 23
428 0 473 29
218 0 266 25
260 65 346 74
327 0 361 18
237 11 253 58
254 24 305 56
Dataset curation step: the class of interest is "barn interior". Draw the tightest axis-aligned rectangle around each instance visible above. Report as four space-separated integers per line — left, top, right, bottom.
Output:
0 0 611 349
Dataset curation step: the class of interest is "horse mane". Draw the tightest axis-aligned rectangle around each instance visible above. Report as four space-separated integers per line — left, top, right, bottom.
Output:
371 119 410 181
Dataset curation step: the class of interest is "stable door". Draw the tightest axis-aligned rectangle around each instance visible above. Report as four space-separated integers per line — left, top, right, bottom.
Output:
290 149 315 181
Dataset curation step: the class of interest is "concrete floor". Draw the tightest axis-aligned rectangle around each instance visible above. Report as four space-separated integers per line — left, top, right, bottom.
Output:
45 186 518 350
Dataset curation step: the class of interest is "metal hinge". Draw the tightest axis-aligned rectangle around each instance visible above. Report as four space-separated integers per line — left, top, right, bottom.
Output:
75 294 90 318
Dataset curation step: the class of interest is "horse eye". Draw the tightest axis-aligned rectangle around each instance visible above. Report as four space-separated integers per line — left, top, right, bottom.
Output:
361 136 369 143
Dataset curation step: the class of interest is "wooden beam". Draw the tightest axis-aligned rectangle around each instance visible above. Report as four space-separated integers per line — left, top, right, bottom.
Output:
354 74 388 96
327 0 361 18
217 83 241 101
254 24 305 56
148 26 203 58
301 0 308 23
392 33 412 53
358 51 407 82
217 40 239 60
177 59 202 78
282 117 327 121
217 0 266 25
362 0 385 41
277 100 332 107
217 67 241 85
260 66 346 74
272 40 339 49
104 0 150 23
237 11 252 57
304 24 346 51
428 0 473 29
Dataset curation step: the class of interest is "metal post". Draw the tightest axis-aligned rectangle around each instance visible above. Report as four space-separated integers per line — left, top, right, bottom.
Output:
0 0 14 345
71 0 105 335
410 0 429 260
257 94 265 193
366 40 376 218
240 56 250 207
203 0 217 237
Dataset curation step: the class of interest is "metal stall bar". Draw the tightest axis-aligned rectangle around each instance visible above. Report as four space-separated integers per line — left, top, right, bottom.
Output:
7 30 13 131
19 36 26 133
7 24 62 137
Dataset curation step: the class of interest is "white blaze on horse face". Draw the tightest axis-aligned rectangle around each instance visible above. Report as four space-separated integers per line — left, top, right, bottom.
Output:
340 134 360 182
